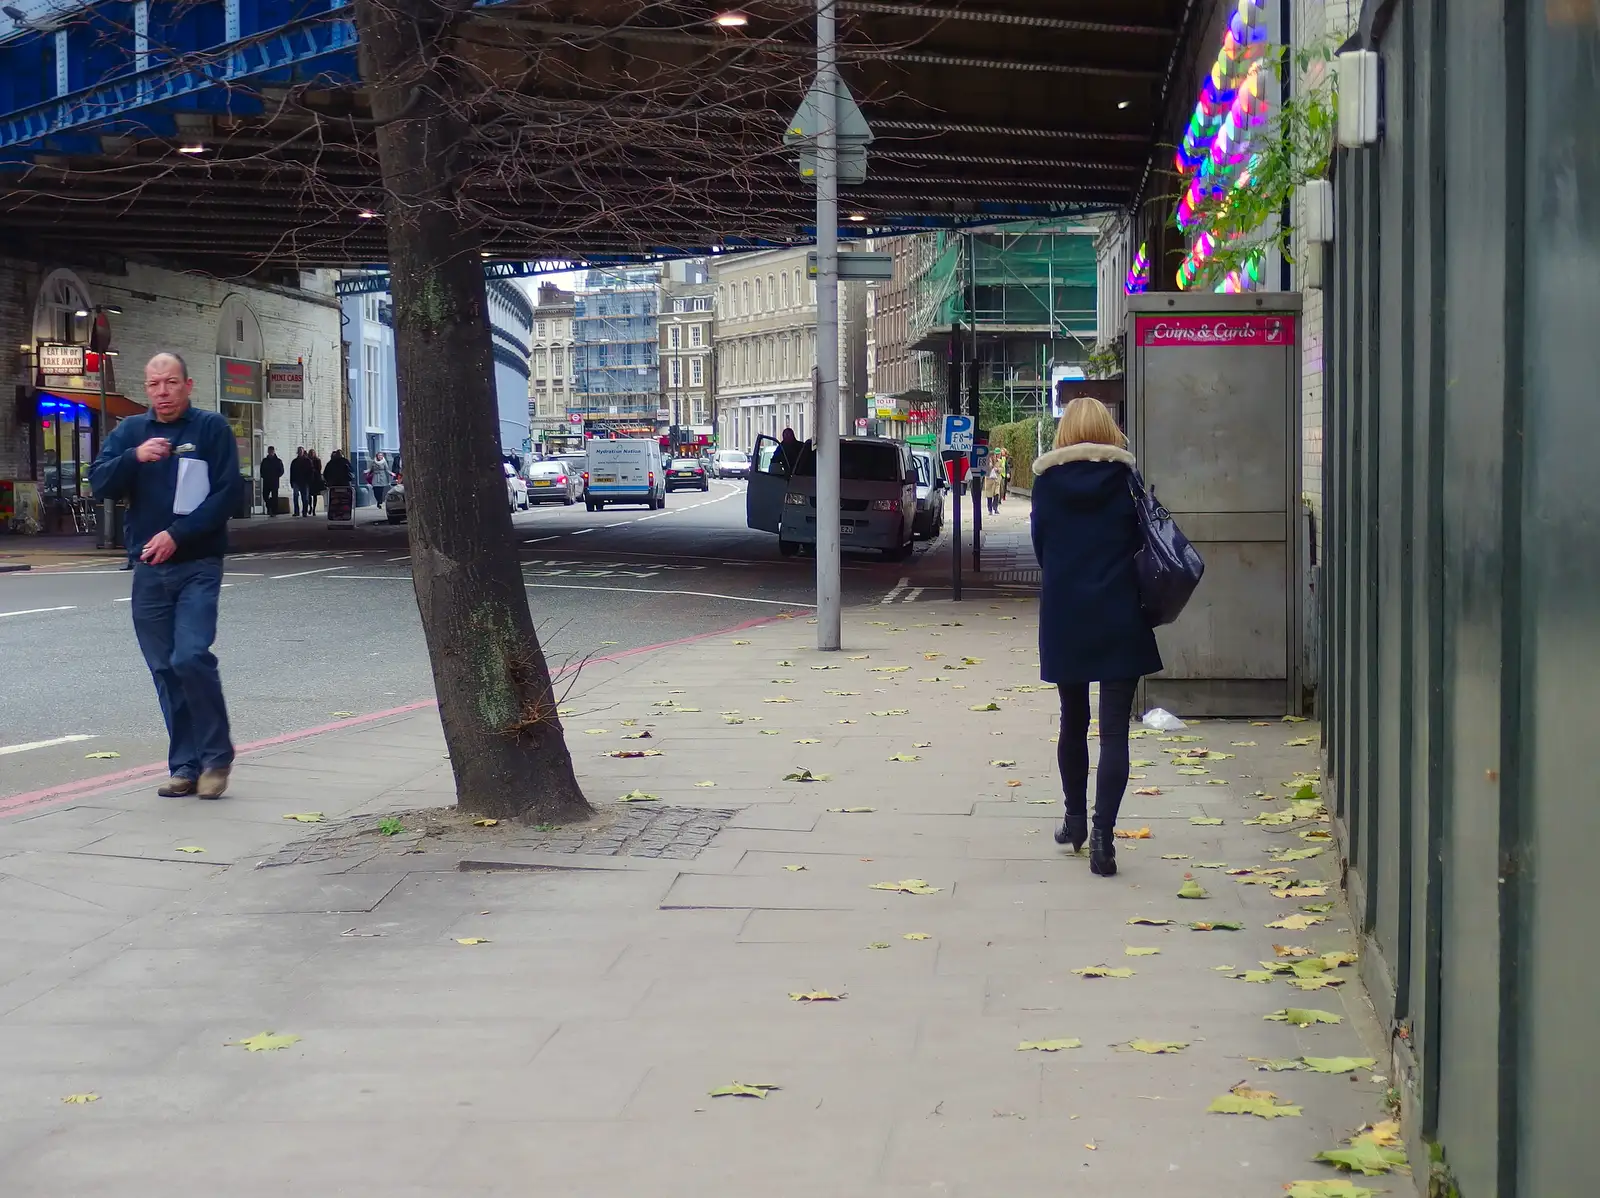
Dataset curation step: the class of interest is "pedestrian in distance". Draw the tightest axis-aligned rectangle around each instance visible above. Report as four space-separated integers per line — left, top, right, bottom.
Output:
322 447 353 489
1029 396 1163 877
368 451 393 507
983 469 1003 516
260 445 284 516
288 447 311 516
774 426 805 475
306 449 324 515
88 352 238 800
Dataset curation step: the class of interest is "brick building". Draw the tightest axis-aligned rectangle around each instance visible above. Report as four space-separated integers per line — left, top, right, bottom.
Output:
1 255 343 532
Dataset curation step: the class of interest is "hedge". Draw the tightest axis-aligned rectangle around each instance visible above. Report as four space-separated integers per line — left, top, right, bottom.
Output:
987 417 1052 491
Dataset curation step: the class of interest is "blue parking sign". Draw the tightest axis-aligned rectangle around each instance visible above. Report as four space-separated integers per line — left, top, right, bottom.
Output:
939 414 975 453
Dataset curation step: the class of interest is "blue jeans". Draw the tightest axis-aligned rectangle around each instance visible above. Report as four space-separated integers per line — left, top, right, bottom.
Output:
131 557 235 779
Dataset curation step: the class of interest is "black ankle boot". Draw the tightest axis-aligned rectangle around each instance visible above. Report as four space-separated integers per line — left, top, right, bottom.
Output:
1088 829 1117 877
1054 810 1088 852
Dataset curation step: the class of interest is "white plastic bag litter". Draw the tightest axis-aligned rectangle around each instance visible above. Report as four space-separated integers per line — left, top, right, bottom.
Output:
1141 707 1188 732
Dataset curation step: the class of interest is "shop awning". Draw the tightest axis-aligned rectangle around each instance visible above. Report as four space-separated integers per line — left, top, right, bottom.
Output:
37 388 145 420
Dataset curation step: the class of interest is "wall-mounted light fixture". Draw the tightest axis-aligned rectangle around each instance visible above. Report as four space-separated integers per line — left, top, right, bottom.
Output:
1335 50 1381 147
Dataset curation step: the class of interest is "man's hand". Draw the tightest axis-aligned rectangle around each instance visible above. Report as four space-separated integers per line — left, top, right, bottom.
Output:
140 530 177 564
135 438 173 464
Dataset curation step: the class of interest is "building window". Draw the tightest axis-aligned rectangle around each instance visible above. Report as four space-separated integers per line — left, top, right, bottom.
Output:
754 277 764 312
690 357 703 386
768 275 776 310
363 343 382 428
670 357 683 387
742 281 750 313
754 340 763 377
794 269 804 305
534 349 547 378
536 320 546 338
694 297 710 312
552 350 563 379
689 323 703 348
668 324 681 350
781 273 791 308
780 338 789 379
362 295 381 323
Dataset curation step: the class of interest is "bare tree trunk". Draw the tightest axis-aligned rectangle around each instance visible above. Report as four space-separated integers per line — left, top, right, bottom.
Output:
353 0 589 824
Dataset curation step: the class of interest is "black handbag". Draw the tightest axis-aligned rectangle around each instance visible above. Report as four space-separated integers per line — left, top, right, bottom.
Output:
1129 471 1204 626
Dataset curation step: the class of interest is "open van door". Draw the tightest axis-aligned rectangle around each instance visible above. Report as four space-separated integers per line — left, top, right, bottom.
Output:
745 434 786 533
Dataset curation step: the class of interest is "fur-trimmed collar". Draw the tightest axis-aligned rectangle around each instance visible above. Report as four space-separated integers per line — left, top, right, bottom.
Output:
1031 443 1136 475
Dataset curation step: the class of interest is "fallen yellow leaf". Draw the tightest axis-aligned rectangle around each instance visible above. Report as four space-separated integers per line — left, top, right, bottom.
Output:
174 846 205 854
788 990 843 1002
903 932 932 940
61 1093 100 1104
455 937 490 945
1016 1038 1082 1052
226 1031 301 1052
281 812 324 823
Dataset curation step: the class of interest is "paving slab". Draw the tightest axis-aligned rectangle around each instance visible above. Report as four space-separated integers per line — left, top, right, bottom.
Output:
0 598 1383 1195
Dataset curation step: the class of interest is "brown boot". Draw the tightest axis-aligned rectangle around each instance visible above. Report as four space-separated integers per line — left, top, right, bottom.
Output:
157 776 197 798
197 768 230 800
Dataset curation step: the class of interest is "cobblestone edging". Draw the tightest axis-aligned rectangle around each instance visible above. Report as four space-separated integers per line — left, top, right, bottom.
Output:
256 804 737 869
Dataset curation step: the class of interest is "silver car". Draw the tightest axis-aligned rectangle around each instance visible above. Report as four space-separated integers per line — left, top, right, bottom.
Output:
525 459 581 505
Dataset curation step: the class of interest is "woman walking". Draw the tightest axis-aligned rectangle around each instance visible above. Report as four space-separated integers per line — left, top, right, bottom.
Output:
369 452 393 508
1030 397 1163 877
983 468 1003 515
306 449 324 516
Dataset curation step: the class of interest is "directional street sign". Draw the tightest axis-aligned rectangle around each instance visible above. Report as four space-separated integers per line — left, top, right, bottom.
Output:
807 251 894 281
939 413 975 454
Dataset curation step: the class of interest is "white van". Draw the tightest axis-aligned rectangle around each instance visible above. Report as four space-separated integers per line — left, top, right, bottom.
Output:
584 439 666 511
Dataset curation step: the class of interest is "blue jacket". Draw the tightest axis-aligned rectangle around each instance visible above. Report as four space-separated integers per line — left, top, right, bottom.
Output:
89 405 239 563
1029 442 1163 685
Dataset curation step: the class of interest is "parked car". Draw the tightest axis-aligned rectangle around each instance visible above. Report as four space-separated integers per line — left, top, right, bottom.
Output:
526 459 581 505
746 434 917 559
503 462 529 511
711 448 751 479
384 481 407 524
585 439 666 510
910 448 947 540
558 454 587 498
666 457 710 492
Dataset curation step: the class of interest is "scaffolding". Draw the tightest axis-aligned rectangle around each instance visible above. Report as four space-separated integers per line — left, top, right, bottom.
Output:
906 223 1099 424
574 266 662 428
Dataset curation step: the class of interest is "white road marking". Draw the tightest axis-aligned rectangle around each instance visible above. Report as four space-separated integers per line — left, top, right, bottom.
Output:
0 734 96 756
903 587 924 603
0 605 77 618
569 528 596 536
525 582 811 607
268 566 350 580
115 597 130 603
387 554 412 561
521 537 559 545
879 577 910 605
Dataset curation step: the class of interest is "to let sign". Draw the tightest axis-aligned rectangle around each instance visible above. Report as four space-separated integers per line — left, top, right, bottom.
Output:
1134 314 1293 347
218 356 264 402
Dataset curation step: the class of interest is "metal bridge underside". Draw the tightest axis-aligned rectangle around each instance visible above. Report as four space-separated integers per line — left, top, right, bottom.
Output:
0 1 1199 275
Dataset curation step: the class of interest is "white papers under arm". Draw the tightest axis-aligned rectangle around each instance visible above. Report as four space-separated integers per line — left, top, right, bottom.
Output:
173 457 211 515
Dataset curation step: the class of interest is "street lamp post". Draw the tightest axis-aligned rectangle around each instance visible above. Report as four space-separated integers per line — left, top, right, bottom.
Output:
813 0 842 651
74 303 122 548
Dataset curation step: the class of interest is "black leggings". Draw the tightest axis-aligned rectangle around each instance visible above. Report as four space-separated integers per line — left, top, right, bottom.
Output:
1057 679 1139 831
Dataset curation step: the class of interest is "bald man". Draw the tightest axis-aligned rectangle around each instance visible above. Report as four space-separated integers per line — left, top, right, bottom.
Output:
90 352 239 799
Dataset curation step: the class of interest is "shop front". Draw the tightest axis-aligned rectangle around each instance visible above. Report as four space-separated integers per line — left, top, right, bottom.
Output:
218 355 264 516
11 342 142 533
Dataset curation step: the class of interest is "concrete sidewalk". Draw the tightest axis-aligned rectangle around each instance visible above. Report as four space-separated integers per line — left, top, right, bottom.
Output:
0 601 1386 1196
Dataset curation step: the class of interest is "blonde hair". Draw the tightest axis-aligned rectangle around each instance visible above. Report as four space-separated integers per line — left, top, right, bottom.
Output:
1053 396 1126 450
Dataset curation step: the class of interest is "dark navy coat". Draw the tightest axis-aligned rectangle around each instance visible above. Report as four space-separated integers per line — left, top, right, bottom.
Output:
1029 443 1164 685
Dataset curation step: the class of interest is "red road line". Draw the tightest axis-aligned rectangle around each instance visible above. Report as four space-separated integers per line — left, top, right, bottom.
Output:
0 610 803 820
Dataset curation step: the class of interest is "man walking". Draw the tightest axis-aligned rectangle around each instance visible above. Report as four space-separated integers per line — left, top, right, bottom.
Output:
289 447 311 516
260 445 284 516
89 352 237 799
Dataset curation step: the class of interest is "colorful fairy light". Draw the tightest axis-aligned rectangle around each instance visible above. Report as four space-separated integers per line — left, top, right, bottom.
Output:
1173 0 1272 291
1124 242 1150 294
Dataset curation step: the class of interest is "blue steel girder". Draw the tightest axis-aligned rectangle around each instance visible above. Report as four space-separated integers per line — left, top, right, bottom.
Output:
0 11 354 153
